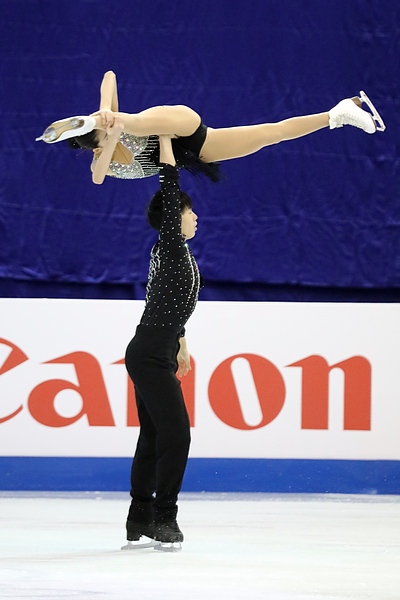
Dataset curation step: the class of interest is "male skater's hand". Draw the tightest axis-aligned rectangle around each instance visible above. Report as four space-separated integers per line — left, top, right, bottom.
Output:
177 337 191 377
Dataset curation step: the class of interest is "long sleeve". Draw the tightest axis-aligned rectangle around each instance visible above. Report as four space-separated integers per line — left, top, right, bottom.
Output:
139 164 201 333
158 163 187 256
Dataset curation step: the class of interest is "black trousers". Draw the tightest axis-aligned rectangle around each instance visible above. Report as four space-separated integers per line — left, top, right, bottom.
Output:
125 324 191 514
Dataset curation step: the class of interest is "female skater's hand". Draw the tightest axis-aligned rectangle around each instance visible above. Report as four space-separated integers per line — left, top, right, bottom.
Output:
158 134 176 167
90 108 116 127
91 115 124 185
105 115 124 138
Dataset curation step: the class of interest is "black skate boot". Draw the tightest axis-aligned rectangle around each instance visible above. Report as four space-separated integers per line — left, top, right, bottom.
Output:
154 520 184 543
153 507 184 552
121 499 156 550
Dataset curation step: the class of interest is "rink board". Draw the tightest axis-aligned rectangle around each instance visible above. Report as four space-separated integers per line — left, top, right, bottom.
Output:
0 299 399 493
0 457 399 494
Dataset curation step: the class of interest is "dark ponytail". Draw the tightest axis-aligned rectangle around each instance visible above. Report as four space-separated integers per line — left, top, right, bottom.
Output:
66 130 99 151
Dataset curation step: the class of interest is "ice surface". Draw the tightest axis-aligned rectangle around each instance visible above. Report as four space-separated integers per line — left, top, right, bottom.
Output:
0 492 399 600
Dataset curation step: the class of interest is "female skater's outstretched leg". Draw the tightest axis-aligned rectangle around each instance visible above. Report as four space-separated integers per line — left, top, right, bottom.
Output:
200 113 329 162
199 93 381 162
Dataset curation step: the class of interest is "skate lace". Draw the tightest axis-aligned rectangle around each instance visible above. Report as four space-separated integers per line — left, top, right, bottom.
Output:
336 112 364 129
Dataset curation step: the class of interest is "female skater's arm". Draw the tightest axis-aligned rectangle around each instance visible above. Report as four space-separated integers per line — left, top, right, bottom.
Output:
92 71 119 128
103 70 119 112
91 116 124 184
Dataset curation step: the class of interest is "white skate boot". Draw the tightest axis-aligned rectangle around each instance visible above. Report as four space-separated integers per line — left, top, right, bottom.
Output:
329 91 385 134
35 115 97 143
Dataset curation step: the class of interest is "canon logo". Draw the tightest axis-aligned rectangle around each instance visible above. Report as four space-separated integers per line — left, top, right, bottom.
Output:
0 339 371 431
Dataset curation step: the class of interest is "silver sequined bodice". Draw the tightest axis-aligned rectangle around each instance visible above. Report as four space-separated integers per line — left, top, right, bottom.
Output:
106 133 160 179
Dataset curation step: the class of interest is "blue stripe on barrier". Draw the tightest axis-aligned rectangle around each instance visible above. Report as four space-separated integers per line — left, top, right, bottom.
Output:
0 457 399 494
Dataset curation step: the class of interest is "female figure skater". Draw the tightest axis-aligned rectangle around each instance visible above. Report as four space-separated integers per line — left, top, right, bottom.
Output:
122 134 199 551
35 71 385 185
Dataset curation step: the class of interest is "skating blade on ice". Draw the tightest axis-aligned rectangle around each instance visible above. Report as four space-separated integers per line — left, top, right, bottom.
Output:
121 538 182 552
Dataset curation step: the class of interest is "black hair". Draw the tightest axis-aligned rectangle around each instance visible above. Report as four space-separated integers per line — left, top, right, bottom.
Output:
66 130 100 151
147 190 193 231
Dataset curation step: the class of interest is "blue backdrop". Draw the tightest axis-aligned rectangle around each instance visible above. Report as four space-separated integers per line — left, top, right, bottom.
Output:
1 0 399 302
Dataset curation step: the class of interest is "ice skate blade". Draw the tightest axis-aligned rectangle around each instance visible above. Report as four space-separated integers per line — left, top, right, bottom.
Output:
154 541 182 553
360 90 386 132
121 538 159 550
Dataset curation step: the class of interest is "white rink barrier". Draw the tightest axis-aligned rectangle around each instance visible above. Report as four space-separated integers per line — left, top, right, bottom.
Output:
0 299 399 493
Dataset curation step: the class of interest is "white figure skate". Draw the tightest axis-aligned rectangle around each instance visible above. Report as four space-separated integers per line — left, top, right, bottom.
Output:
35 115 97 143
329 91 385 134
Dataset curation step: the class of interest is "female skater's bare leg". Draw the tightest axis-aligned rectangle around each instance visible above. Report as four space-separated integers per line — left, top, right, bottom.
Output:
117 106 201 138
200 93 384 162
37 105 202 144
200 113 329 162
